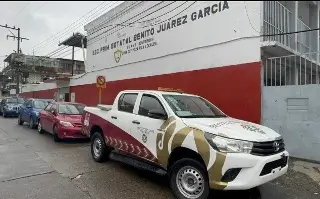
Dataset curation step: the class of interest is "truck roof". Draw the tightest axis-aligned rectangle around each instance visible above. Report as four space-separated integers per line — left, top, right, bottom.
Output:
120 90 199 97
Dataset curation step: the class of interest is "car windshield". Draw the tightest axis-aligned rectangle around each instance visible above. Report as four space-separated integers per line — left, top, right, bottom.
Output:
162 94 227 118
58 104 85 115
33 100 50 109
7 98 24 104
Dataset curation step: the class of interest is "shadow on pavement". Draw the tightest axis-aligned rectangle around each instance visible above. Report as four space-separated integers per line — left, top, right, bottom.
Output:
113 160 262 199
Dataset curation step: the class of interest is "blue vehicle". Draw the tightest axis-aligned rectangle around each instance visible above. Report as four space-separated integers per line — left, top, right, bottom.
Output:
18 98 54 129
0 97 25 117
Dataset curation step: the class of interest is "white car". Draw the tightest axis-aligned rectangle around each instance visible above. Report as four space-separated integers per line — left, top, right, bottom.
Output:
82 88 289 199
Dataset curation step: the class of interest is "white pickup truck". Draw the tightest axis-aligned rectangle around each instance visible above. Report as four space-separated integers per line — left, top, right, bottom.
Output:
81 89 289 199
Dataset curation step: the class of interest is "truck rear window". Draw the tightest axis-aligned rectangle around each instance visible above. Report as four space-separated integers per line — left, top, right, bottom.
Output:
118 93 138 113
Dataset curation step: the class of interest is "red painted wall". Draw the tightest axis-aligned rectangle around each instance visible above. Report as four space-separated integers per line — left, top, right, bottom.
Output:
70 62 261 124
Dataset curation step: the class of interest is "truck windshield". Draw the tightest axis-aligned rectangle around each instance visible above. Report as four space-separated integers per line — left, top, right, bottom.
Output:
33 100 50 109
59 104 85 115
162 95 227 118
7 98 24 104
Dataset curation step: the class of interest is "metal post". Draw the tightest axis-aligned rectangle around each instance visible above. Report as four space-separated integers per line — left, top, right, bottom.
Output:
16 28 20 95
71 46 74 76
294 1 298 51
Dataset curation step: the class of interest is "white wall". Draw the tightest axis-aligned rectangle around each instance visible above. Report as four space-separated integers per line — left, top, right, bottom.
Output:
21 83 56 93
262 85 320 162
22 1 262 91
72 1 261 86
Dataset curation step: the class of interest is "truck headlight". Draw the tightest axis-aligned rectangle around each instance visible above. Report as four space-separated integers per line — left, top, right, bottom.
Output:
204 132 253 153
59 121 74 127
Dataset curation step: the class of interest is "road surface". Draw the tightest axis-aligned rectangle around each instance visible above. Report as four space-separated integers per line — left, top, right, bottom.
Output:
0 117 319 199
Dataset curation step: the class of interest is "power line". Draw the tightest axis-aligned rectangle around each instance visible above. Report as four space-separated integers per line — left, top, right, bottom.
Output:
29 1 118 54
262 28 320 37
35 1 134 57
32 2 48 14
88 1 196 45
28 1 109 53
243 1 259 33
87 1 167 44
32 1 125 54
13 2 31 18
0 24 29 95
87 1 143 35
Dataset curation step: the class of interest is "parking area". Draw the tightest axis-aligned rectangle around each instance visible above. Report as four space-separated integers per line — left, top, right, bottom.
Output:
0 117 319 199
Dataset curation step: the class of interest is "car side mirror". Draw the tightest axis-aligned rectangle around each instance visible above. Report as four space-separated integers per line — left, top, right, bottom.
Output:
148 109 168 120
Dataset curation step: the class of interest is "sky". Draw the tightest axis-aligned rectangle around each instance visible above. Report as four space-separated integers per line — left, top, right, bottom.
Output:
0 1 122 71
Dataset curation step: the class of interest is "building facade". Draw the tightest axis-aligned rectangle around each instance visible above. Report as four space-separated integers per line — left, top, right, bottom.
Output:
18 1 320 162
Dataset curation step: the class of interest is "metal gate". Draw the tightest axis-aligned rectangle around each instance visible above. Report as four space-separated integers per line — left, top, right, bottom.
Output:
262 52 320 162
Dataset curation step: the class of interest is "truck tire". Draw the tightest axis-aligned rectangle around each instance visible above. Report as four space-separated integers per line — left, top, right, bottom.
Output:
169 158 210 199
91 132 110 162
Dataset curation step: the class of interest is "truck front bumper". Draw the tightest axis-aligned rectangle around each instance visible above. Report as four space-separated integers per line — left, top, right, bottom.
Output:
209 151 289 190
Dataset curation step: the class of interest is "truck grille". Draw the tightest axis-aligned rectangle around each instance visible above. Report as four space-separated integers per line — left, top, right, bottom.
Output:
260 155 288 176
251 139 285 156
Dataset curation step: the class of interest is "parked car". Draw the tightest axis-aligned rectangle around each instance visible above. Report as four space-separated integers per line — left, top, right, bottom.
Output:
18 98 55 129
37 102 86 142
0 97 25 117
81 89 289 199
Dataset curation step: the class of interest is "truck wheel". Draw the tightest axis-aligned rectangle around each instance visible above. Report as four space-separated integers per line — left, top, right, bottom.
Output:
18 115 24 125
169 158 210 199
38 120 44 134
91 132 109 162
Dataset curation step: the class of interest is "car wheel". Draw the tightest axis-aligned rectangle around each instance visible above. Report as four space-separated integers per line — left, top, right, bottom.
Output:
38 120 44 134
29 117 36 129
91 132 110 162
53 125 61 142
18 115 24 125
169 158 210 199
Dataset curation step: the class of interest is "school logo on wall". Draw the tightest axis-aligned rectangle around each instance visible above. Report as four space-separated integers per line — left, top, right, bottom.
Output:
114 49 123 63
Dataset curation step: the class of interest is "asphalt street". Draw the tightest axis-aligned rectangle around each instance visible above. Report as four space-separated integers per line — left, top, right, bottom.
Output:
0 117 319 199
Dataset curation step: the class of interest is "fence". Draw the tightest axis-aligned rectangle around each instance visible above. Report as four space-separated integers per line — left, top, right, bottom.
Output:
263 1 293 48
263 52 320 86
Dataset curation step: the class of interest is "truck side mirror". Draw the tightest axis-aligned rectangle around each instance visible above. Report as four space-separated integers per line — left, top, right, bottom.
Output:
148 109 168 120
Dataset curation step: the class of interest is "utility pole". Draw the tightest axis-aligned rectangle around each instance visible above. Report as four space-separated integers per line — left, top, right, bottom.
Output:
71 46 74 76
0 24 29 95
71 32 75 76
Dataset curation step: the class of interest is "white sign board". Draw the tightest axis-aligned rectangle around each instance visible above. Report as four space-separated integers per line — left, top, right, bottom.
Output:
86 1 260 72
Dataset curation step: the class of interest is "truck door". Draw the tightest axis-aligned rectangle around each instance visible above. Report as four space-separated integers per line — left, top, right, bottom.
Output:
107 93 139 149
130 93 169 162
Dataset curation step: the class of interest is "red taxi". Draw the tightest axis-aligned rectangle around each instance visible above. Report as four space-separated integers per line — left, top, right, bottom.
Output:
37 102 86 142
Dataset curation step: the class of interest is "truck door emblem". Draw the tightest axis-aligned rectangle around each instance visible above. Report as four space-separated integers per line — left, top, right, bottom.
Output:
142 134 147 143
